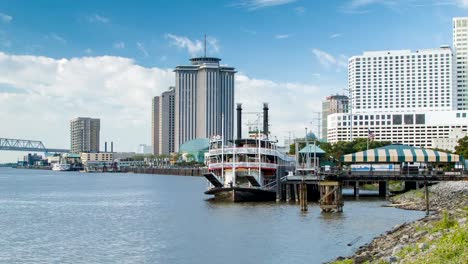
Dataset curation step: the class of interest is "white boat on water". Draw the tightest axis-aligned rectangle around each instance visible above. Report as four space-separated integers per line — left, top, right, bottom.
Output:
203 103 295 202
204 136 295 202
52 163 71 171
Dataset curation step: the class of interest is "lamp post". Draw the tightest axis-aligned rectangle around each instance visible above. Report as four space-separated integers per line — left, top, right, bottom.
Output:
343 88 353 142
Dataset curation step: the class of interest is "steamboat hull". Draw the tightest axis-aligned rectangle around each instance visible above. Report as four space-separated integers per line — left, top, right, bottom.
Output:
205 187 276 202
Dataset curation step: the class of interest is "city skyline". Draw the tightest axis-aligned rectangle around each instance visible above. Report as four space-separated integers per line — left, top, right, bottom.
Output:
1 0 468 161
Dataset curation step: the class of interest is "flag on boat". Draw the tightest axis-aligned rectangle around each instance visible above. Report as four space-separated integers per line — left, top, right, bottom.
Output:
368 129 375 141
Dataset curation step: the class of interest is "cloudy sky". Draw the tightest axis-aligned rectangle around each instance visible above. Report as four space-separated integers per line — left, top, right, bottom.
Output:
0 0 467 161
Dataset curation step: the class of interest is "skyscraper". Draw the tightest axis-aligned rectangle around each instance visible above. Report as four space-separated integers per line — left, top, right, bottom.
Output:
326 18 468 148
322 95 348 141
174 57 236 151
70 117 100 154
454 17 468 110
152 96 160 155
152 87 176 155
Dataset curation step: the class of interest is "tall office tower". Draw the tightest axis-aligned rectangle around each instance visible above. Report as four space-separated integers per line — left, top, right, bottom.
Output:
174 57 236 151
327 18 468 148
70 117 100 154
152 87 176 155
321 95 348 141
454 17 468 110
152 96 160 155
348 47 455 114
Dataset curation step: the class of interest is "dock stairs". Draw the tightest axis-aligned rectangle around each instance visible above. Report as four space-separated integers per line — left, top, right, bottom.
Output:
204 173 223 187
245 175 261 187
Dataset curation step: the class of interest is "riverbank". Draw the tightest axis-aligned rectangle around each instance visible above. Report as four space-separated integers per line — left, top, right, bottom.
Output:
332 182 468 264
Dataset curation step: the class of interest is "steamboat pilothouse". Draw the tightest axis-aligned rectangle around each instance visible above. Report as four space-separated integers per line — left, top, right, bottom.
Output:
203 103 295 202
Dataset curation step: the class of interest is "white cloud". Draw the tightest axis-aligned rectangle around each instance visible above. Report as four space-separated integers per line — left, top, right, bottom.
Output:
46 33 66 44
0 51 330 161
0 13 12 23
136 42 149 57
330 33 342 39
312 49 347 70
241 28 257 35
235 0 296 10
275 34 290 39
84 48 93 54
235 74 324 142
294 6 306 14
457 0 468 7
0 52 174 157
87 14 110 23
113 41 125 49
341 0 468 12
165 34 220 57
340 0 399 13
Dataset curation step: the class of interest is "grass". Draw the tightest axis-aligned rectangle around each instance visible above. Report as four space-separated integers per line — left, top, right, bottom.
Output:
410 224 468 263
332 210 467 264
395 210 466 264
331 259 353 264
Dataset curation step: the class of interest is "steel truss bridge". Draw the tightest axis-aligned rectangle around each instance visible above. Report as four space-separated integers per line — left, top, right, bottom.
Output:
0 138 70 153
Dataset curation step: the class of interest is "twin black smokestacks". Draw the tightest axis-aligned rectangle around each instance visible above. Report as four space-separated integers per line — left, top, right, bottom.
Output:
235 103 269 140
236 103 242 140
104 141 114 153
263 103 269 137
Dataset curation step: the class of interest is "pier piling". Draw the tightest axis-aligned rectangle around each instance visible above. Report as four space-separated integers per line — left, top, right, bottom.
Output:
299 182 308 211
319 181 343 213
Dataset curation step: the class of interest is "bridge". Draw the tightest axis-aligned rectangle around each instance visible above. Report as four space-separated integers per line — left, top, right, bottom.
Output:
0 138 70 153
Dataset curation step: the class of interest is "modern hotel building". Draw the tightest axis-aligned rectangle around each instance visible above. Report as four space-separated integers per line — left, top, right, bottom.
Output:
152 87 176 155
327 18 468 148
70 117 100 154
174 57 236 151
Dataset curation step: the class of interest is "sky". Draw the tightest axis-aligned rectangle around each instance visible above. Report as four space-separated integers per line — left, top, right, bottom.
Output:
0 0 467 162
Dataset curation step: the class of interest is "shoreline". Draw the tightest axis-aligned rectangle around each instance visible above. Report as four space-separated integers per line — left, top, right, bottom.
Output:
331 181 468 264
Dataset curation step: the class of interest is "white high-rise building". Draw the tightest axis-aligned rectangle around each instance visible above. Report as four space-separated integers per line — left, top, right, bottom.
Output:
152 87 175 155
327 18 468 148
174 57 236 151
348 48 455 114
454 17 468 110
70 117 100 154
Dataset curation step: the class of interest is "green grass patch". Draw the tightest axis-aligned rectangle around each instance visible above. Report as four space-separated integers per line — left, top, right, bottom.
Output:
410 224 468 263
331 259 353 264
431 211 458 233
361 183 378 191
395 244 420 259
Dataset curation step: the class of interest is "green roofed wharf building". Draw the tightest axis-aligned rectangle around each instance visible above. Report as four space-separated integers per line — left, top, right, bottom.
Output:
178 138 210 163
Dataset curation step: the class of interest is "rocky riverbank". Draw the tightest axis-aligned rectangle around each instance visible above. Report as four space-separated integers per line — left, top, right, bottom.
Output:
332 182 468 264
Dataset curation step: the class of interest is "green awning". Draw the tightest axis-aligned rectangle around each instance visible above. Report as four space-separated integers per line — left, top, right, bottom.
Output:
299 145 325 154
341 144 460 163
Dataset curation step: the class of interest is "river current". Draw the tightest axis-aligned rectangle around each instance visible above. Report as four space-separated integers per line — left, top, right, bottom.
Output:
0 168 424 263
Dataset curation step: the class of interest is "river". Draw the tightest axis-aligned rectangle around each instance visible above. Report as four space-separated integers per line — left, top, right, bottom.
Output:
0 168 424 263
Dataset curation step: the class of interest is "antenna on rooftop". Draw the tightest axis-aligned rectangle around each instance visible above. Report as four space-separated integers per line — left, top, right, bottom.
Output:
204 34 207 57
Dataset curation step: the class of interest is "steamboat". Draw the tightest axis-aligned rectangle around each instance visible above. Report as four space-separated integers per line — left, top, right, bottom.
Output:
204 103 295 202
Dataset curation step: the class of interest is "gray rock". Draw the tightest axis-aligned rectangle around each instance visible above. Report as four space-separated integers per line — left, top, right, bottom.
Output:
418 242 428 250
392 244 404 255
458 217 467 226
400 234 409 242
384 255 398 263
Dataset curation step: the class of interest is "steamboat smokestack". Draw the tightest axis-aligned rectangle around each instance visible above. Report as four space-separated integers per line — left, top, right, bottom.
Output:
236 103 242 140
105 142 107 152
263 103 269 138
111 141 114 153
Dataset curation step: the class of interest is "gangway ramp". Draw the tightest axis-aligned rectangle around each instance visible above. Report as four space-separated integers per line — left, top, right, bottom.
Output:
204 173 223 187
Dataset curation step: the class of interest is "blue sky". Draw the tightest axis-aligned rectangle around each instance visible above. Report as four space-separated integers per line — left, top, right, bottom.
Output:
0 0 467 161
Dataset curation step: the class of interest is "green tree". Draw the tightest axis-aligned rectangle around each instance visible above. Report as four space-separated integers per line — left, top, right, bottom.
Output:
455 135 468 158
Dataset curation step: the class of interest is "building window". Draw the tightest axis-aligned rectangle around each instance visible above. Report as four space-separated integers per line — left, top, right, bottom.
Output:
416 114 425 124
393 115 402 125
404 114 414 125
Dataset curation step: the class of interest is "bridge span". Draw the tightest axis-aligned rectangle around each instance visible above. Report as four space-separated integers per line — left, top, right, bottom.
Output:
0 138 70 153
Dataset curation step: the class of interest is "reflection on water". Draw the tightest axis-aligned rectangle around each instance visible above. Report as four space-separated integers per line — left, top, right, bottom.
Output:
0 168 424 264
